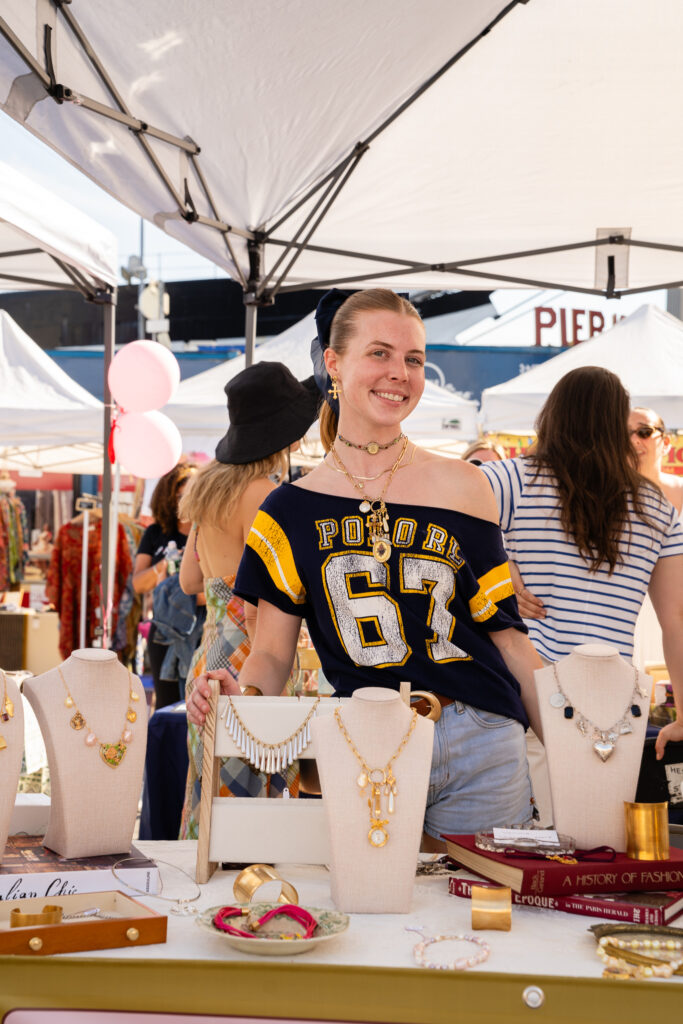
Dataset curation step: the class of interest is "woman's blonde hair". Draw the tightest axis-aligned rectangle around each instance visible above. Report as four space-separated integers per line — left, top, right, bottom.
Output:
461 438 506 462
319 288 424 451
178 450 289 528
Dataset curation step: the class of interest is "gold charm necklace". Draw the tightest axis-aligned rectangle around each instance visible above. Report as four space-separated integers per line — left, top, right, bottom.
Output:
58 666 140 768
330 435 409 563
334 705 418 848
337 431 404 455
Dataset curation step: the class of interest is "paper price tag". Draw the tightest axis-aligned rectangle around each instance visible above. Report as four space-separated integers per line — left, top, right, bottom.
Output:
492 827 560 846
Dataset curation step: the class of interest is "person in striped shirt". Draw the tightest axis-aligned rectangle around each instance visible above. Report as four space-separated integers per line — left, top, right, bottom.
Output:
480 367 683 800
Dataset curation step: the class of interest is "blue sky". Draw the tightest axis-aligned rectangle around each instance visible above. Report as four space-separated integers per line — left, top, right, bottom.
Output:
2 110 227 284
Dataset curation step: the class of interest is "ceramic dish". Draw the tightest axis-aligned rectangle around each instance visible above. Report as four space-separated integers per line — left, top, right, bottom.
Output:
197 902 350 956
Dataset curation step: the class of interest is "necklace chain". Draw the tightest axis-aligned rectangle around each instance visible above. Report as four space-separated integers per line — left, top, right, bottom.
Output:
550 663 647 762
58 665 139 769
326 442 415 481
337 431 404 455
334 705 417 848
330 435 409 563
1 669 14 723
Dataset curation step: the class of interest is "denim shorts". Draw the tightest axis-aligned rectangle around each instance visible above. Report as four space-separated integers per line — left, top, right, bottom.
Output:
422 701 534 840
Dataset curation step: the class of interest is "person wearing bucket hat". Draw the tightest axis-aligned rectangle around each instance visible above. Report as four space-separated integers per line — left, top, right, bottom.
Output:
215 362 320 465
189 288 546 850
176 360 320 838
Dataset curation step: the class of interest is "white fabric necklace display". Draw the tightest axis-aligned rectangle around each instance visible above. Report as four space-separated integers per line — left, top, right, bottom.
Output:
24 649 147 858
311 687 433 913
535 644 649 849
0 671 24 860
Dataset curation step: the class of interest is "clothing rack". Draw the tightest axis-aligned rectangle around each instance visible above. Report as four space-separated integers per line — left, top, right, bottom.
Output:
74 494 101 649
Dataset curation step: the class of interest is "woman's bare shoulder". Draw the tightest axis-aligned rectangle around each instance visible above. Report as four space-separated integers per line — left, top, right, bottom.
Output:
402 450 499 523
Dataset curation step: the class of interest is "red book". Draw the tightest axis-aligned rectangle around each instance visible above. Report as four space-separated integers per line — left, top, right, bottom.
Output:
442 833 683 896
448 874 683 926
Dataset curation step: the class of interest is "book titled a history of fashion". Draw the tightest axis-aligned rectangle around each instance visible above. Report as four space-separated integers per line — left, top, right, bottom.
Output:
0 836 159 901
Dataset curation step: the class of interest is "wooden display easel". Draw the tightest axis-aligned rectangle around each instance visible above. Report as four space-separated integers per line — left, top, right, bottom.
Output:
195 682 412 883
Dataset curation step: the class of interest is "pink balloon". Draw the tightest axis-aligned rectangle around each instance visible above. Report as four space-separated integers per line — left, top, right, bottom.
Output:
114 411 183 479
108 340 180 412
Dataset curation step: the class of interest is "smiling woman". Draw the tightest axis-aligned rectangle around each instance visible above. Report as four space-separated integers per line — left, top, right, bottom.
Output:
187 288 545 850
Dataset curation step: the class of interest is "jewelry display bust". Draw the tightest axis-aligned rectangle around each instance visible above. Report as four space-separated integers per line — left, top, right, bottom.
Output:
311 687 433 913
0 671 24 861
535 644 649 849
24 649 147 858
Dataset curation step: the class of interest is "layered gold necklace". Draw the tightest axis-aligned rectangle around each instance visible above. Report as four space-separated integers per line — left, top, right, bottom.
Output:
58 666 140 768
330 435 409 563
334 705 418 848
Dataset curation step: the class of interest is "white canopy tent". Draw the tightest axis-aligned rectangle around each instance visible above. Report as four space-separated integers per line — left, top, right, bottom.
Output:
0 159 118 596
2 0 683 363
479 304 683 434
0 309 105 473
166 312 478 456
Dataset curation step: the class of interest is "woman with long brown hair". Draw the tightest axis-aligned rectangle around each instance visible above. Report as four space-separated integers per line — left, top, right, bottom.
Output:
480 367 683 814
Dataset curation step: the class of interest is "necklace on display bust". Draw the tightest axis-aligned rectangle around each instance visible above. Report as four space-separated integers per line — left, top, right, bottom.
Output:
337 432 404 456
330 435 409 563
58 666 140 768
220 694 320 775
334 705 418 848
549 663 649 762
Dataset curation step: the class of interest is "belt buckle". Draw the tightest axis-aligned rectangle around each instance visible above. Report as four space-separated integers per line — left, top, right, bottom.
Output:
410 690 442 723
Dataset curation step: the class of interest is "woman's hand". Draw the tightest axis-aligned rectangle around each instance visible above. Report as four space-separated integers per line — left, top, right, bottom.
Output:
655 720 683 760
510 562 545 620
186 669 241 727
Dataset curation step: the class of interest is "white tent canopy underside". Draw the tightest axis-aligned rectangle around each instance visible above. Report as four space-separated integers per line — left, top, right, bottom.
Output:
2 1 683 296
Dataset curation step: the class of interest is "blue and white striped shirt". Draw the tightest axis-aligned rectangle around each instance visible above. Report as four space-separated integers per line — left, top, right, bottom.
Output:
481 457 683 661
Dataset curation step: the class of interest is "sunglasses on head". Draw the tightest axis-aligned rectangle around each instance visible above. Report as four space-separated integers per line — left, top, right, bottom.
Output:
468 458 483 466
630 426 663 440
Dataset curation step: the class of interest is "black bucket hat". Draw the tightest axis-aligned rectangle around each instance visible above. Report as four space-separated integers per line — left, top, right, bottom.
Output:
215 361 320 465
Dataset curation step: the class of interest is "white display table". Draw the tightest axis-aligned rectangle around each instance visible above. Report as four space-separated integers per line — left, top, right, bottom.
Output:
0 840 680 1023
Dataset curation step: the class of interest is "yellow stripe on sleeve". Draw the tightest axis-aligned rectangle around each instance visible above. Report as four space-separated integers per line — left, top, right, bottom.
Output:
469 562 514 622
246 510 307 605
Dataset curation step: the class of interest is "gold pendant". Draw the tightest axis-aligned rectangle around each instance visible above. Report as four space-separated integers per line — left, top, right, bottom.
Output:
100 742 127 768
0 734 6 751
368 821 389 847
366 442 379 455
373 538 391 563
70 711 86 731
4 699 14 719
126 709 137 723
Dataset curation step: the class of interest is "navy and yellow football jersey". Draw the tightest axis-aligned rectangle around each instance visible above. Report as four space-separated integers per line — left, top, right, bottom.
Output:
234 483 529 727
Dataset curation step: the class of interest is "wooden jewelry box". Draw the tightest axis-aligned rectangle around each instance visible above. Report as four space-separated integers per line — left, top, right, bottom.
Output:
0 890 167 955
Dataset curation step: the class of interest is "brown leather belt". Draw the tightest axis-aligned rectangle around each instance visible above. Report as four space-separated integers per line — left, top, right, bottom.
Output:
409 690 454 722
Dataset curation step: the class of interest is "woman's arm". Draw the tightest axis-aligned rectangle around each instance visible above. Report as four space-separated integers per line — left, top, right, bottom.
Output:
509 562 546 620
132 552 166 594
186 600 301 726
179 526 204 595
648 554 683 758
490 627 545 741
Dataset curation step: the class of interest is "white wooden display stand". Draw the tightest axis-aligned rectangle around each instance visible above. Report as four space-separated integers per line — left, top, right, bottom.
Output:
196 682 348 883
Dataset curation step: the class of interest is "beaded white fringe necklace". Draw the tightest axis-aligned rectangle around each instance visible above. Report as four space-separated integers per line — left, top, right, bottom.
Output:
220 695 320 773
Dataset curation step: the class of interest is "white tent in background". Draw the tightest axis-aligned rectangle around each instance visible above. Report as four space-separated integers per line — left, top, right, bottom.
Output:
165 313 478 455
479 305 683 434
0 311 105 473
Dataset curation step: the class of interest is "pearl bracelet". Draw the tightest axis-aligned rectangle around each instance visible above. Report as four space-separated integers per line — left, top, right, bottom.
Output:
406 927 490 971
597 936 683 980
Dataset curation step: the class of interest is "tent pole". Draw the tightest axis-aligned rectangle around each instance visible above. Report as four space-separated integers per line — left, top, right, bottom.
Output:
244 238 264 367
244 302 258 367
99 287 116 644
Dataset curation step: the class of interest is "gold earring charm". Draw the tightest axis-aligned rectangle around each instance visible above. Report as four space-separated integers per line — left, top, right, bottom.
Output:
328 377 341 401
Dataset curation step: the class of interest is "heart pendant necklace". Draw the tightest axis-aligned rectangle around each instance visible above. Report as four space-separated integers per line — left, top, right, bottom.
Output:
58 666 140 768
549 663 648 762
330 435 409 564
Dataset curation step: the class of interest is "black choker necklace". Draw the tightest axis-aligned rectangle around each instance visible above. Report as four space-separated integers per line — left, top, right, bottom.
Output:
337 432 404 455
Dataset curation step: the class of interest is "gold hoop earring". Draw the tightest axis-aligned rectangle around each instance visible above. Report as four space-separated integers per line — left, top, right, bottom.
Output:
328 377 341 401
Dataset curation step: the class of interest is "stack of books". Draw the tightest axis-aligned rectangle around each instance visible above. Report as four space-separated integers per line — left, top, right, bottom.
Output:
0 836 160 901
443 833 683 926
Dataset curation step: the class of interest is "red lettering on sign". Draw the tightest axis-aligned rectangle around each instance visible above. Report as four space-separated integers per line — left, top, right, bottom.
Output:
535 307 556 346
588 311 605 337
571 309 585 344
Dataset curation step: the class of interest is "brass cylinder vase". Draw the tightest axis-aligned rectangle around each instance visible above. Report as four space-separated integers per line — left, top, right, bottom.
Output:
624 801 669 860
